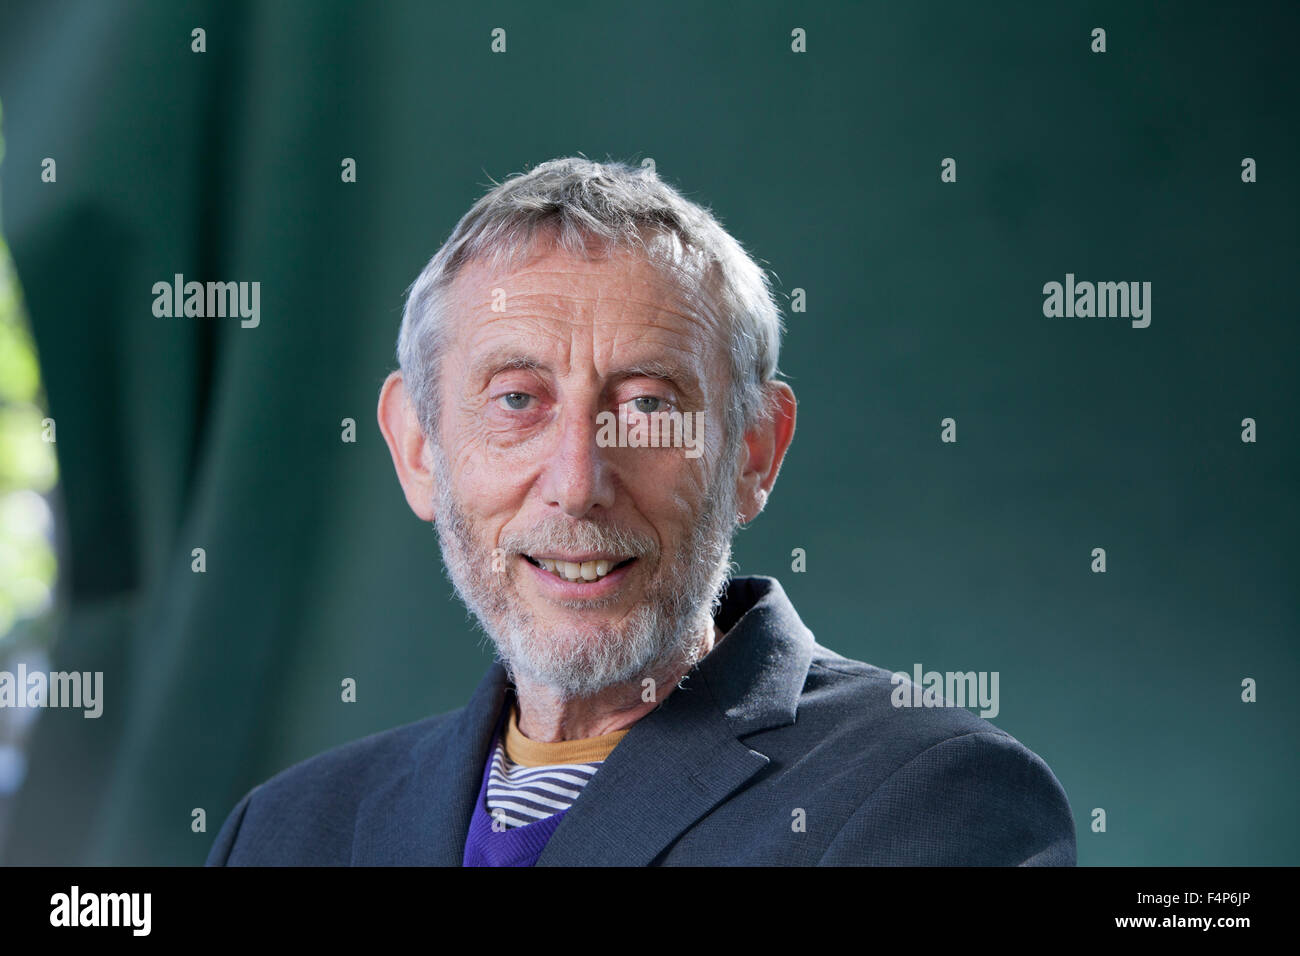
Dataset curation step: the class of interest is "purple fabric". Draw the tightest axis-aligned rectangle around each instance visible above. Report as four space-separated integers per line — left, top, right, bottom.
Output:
462 707 571 867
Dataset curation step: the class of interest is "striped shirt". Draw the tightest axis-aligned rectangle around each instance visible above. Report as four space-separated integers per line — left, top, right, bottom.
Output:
485 702 628 829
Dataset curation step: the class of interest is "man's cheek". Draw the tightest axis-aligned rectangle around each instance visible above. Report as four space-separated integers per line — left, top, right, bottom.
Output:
659 465 711 516
457 466 528 517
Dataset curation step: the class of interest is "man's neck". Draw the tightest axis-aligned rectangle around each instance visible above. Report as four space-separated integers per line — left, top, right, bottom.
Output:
513 622 725 742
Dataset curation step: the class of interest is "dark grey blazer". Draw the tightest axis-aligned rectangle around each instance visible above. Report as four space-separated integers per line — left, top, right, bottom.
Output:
206 576 1076 865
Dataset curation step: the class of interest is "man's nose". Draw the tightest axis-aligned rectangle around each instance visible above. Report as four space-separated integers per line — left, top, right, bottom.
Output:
539 405 616 517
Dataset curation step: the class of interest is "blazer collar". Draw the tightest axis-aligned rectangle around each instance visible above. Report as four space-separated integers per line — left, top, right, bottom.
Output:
693 575 816 738
354 575 813 866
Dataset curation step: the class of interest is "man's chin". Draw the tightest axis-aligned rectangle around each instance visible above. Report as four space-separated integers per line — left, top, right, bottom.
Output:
494 638 653 700
509 603 641 652
487 599 685 698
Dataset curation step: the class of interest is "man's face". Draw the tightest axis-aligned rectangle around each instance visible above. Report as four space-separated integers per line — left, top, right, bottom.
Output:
428 241 741 699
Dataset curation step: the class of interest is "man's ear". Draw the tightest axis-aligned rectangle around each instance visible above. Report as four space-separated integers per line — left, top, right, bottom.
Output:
377 371 437 521
735 381 796 524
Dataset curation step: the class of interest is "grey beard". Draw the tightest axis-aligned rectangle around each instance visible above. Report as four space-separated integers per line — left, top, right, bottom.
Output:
430 442 741 702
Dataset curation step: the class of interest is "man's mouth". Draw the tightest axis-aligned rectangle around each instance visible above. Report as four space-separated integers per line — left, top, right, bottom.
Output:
523 554 637 583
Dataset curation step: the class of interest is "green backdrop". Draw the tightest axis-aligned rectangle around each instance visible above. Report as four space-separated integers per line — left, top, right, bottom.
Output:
0 0 1295 865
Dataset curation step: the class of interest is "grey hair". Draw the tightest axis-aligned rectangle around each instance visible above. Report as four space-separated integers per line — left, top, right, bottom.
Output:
396 156 784 450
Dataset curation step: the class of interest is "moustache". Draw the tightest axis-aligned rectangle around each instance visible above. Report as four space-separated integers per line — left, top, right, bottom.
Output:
497 518 658 562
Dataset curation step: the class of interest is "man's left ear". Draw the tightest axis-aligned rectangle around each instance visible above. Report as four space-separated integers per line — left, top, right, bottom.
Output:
735 381 796 524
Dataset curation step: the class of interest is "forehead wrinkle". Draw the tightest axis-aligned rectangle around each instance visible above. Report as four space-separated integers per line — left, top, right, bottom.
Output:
457 245 718 331
503 248 713 325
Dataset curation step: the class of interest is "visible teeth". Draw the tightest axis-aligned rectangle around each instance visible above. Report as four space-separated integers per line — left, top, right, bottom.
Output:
534 557 624 582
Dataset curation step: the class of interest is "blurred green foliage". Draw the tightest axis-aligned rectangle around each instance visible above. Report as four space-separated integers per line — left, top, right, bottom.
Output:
0 101 59 646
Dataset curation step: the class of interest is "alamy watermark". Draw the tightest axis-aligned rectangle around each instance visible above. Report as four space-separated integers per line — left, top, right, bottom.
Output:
152 273 260 328
1042 273 1151 328
594 409 705 459
891 663 999 719
50 886 150 936
0 664 102 718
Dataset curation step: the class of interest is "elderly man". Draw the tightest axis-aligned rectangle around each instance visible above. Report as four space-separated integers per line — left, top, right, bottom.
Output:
206 157 1076 866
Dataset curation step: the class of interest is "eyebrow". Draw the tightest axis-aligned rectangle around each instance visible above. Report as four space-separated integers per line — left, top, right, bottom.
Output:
609 360 697 389
468 350 550 384
468 348 705 401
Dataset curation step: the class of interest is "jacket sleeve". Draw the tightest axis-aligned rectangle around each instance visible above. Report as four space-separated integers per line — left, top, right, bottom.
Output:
204 788 258 866
817 730 1076 866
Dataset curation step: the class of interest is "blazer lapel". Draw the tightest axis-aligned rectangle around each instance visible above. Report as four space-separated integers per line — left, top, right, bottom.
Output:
537 576 815 866
351 662 507 865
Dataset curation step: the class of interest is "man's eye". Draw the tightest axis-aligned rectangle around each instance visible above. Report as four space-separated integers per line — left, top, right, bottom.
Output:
629 396 669 415
499 392 533 410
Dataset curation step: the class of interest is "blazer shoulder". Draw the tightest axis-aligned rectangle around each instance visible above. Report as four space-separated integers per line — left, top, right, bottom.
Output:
803 643 1003 744
818 729 1077 865
795 644 1075 865
260 708 458 798
205 708 460 866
